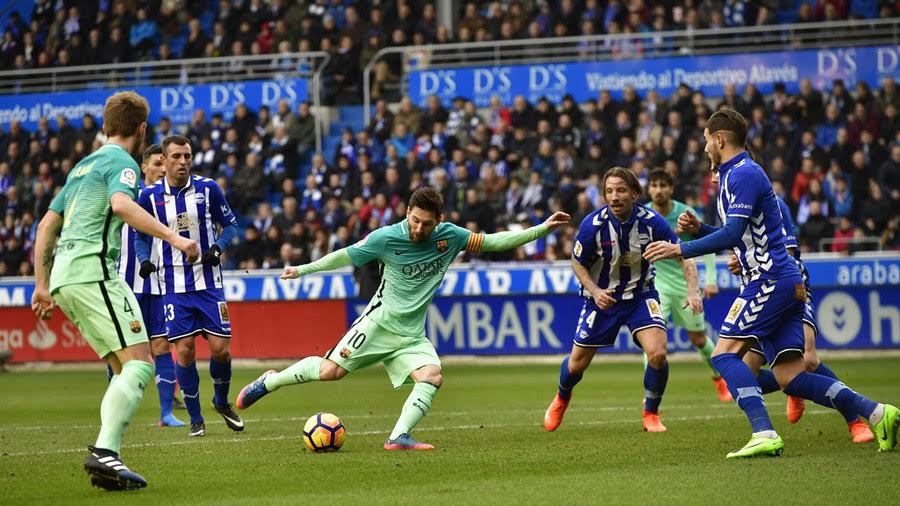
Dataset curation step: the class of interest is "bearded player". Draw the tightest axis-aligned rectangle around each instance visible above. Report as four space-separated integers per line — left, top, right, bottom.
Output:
236 187 570 450
644 109 897 458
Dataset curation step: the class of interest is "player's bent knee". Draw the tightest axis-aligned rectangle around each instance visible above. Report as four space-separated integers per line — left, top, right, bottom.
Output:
645 348 667 369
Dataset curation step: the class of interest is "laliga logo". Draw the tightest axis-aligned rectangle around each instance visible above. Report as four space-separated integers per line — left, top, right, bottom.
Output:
418 70 457 97
28 320 58 351
529 65 567 92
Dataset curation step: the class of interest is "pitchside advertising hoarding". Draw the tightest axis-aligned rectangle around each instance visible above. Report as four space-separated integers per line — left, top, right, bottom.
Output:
407 44 900 107
0 78 308 130
0 257 897 362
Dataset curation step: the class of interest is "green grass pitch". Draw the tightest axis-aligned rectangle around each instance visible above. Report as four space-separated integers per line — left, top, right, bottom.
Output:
1 357 897 505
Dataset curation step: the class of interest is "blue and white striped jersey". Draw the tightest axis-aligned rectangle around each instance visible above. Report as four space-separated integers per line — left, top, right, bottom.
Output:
117 182 161 295
776 195 810 288
137 175 236 294
573 204 678 301
716 152 798 282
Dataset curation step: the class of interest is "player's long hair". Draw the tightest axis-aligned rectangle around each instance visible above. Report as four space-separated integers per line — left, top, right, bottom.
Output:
603 167 642 195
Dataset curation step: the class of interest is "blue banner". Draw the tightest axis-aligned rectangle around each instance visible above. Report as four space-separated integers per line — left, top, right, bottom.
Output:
1 256 897 307
0 78 308 130
407 44 900 107
344 286 900 354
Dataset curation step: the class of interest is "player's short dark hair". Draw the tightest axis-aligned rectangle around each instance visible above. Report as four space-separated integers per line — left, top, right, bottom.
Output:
102 91 149 137
707 109 748 147
603 167 642 195
162 135 191 154
647 169 673 188
408 187 444 217
142 144 162 162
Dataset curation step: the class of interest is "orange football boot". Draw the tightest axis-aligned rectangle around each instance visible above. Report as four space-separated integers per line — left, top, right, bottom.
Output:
543 393 570 432
712 376 733 402
642 410 667 432
786 395 805 424
848 418 875 443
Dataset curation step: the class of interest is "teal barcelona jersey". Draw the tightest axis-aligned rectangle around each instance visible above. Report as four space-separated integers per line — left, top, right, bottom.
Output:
347 220 479 337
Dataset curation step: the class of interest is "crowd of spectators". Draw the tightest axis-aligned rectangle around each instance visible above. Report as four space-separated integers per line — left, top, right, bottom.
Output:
1 74 898 276
2 0 897 103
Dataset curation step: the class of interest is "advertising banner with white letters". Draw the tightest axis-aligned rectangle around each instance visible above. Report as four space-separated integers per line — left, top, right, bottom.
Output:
0 256 897 361
407 45 900 107
0 78 308 130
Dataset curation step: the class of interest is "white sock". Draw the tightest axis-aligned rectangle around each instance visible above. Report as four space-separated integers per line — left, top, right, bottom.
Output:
753 430 779 439
868 404 885 426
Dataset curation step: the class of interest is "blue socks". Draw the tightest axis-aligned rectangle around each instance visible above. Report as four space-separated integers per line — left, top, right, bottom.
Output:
813 362 838 380
176 361 203 424
756 369 781 394
209 357 232 407
811 363 856 423
643 361 669 414
154 353 177 418
783 371 877 421
557 356 583 401
712 353 774 433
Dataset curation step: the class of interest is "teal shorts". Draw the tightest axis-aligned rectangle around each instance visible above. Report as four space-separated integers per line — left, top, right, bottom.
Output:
658 289 707 333
325 315 441 389
53 279 149 359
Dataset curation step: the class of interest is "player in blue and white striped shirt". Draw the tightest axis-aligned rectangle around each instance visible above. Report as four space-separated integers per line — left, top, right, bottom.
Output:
135 136 240 438
116 144 184 428
645 109 897 457
543 167 702 434
741 195 875 443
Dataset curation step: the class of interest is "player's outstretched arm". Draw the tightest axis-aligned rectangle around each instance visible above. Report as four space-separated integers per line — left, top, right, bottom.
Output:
31 210 62 320
282 249 354 279
479 211 571 252
676 210 720 238
646 216 749 262
679 257 703 315
110 192 200 263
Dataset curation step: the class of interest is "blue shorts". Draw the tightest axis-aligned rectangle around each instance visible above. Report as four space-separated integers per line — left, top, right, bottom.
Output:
720 276 805 366
573 290 667 349
136 293 168 339
164 288 232 341
750 293 817 363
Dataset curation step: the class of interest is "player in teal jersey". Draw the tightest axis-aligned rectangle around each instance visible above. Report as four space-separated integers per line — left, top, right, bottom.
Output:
237 188 570 450
645 170 732 402
31 92 199 491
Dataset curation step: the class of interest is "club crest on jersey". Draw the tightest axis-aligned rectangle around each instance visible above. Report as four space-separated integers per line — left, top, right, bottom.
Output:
176 212 195 232
436 240 448 252
217 301 230 323
129 320 142 333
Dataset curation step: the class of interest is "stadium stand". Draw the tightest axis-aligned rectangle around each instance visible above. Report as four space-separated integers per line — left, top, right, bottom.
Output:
0 1 898 276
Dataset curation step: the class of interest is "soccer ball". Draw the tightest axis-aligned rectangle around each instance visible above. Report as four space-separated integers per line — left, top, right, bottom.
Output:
302 412 346 452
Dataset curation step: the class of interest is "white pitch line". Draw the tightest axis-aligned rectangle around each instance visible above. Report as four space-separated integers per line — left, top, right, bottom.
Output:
0 402 741 432
1 409 834 458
